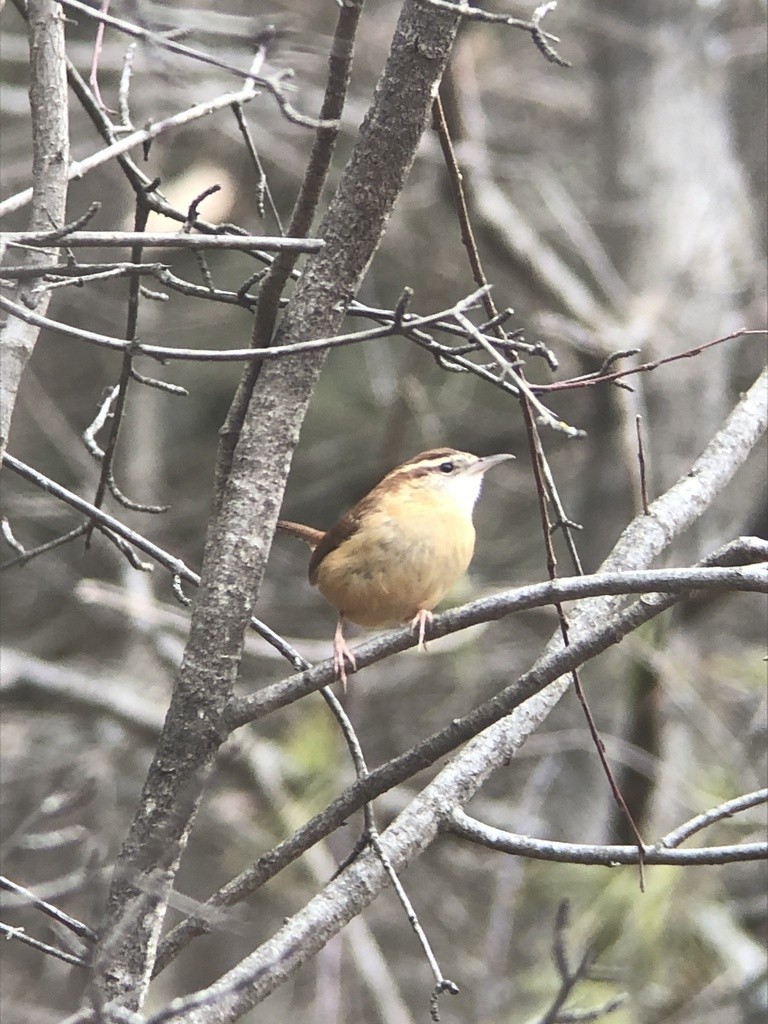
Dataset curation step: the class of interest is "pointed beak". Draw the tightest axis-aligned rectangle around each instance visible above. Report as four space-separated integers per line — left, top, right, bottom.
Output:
471 453 515 475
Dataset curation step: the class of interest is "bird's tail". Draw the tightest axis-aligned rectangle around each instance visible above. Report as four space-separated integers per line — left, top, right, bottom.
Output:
275 519 324 550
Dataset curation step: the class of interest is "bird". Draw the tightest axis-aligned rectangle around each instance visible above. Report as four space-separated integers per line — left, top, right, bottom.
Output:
276 447 514 688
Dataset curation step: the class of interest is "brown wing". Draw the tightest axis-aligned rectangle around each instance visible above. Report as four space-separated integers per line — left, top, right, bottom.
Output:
307 494 376 584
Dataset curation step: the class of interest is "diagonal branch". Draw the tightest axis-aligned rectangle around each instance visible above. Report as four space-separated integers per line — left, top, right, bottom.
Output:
86 1 465 1012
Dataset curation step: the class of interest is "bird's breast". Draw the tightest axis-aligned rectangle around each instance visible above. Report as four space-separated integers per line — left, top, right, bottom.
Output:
314 490 476 627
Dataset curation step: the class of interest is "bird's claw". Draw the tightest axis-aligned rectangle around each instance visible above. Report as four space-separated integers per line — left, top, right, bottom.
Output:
333 621 357 692
411 608 433 651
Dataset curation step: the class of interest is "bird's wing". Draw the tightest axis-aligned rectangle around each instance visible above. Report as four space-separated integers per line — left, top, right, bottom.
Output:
306 495 374 585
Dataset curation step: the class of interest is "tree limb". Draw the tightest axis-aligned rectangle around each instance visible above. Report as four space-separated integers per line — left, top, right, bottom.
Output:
0 0 69 460
88 0 463 1010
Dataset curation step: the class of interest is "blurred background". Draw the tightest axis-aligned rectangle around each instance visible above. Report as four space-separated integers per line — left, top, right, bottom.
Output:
1 1 766 1021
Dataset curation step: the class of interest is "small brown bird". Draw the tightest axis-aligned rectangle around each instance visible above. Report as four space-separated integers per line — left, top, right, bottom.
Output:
277 447 514 687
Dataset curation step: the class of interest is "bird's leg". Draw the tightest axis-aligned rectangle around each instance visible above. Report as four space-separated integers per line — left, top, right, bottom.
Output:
333 615 357 691
411 608 433 651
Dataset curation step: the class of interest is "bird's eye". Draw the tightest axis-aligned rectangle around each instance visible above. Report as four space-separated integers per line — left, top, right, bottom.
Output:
439 461 454 474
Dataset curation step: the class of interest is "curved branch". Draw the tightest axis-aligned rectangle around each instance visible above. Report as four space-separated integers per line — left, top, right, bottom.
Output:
445 808 767 866
659 788 768 849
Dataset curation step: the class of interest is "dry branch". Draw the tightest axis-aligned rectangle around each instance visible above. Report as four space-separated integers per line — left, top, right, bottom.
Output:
87 1 464 1011
0 0 69 460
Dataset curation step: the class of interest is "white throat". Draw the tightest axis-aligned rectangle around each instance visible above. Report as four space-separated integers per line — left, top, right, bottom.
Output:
439 472 485 517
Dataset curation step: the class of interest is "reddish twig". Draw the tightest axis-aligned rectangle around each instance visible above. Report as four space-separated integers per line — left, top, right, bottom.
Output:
432 88 647 883
533 329 766 393
88 0 114 113
636 415 650 514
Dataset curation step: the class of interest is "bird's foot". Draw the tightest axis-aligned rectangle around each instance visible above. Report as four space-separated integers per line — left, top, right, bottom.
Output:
411 608 433 651
333 619 357 692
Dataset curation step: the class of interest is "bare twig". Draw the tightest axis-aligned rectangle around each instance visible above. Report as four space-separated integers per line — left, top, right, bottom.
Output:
426 0 571 68
1 231 323 252
534 329 767 393
83 386 119 459
83 193 169 534
657 789 768 850
1 517 26 554
0 523 89 570
0 921 88 968
0 285 542 379
231 103 282 230
88 0 113 112
636 415 650 514
117 41 137 129
453 308 584 436
0 876 97 942
531 1 572 68
0 452 303 663
445 808 767 866
0 261 163 284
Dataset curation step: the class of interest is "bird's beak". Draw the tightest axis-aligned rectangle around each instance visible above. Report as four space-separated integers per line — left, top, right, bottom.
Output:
472 453 515 475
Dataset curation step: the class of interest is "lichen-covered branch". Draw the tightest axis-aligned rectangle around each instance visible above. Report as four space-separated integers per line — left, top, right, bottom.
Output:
0 0 69 460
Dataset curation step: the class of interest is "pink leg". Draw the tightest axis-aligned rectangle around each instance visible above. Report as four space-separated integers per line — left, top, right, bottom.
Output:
333 616 357 692
411 608 433 651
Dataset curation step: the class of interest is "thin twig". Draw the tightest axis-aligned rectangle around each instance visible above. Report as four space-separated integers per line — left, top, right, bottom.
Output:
1 231 323 251
84 194 154 538
83 385 119 459
117 41 136 130
0 523 89 571
433 88 647 882
534 329 766 393
453 308 584 436
445 809 766 866
636 415 650 514
1 517 26 554
657 789 768 850
0 284 521 366
0 875 97 942
231 103 282 231
88 0 113 113
215 0 365 501
0 921 88 968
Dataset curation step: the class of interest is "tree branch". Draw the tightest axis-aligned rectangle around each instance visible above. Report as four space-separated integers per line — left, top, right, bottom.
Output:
88 1 464 1011
225 555 767 727
445 807 767 866
0 0 69 460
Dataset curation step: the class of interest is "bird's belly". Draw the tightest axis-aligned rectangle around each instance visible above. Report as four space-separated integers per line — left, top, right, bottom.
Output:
315 513 475 627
